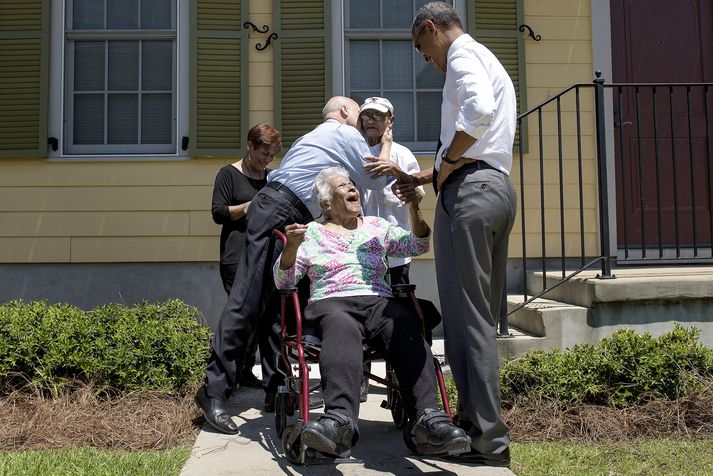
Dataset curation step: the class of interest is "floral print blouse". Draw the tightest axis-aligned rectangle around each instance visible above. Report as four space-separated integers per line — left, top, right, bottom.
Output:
273 216 430 303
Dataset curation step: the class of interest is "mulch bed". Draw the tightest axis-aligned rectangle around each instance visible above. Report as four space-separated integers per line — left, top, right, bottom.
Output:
504 386 713 443
0 384 203 451
1 383 712 451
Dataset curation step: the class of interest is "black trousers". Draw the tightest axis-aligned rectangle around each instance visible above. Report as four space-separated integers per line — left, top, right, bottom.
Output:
306 295 439 429
205 185 313 400
219 262 261 384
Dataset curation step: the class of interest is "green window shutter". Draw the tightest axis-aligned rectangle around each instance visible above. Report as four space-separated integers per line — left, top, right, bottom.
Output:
0 0 48 157
468 0 527 151
274 0 331 149
191 0 247 156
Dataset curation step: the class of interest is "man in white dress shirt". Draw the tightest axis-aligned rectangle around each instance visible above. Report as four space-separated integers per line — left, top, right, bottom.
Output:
406 2 518 467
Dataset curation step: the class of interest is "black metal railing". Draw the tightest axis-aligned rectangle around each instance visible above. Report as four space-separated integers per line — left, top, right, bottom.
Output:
610 82 713 263
504 73 713 329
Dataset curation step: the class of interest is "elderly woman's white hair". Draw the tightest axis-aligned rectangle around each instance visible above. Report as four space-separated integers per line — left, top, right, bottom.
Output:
313 166 352 210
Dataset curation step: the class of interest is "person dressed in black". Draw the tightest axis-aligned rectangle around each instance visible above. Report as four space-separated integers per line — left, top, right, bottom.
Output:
211 122 282 392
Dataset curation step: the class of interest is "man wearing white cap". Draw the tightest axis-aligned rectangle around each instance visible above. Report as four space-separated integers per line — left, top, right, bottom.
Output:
360 97 424 285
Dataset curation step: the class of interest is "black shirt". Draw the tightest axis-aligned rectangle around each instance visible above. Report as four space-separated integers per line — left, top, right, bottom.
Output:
211 164 268 265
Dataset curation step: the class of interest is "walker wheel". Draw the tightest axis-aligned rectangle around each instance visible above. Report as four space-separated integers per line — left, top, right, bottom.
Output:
275 393 287 437
391 390 407 429
282 424 305 465
402 418 417 454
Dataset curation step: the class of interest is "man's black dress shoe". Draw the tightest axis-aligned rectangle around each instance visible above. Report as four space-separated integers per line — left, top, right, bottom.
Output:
409 408 471 456
443 447 511 467
195 387 240 435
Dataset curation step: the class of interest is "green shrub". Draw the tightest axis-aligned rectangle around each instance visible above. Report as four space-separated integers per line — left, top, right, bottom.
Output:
0 299 212 394
500 325 713 407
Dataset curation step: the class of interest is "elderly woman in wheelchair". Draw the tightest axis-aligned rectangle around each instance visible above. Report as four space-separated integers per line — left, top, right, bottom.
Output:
273 166 470 460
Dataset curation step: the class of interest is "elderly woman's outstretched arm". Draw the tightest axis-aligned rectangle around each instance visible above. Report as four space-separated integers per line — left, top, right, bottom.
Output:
408 196 430 238
274 223 308 289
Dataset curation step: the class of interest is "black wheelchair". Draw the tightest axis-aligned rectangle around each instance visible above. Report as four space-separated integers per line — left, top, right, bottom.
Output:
271 230 453 465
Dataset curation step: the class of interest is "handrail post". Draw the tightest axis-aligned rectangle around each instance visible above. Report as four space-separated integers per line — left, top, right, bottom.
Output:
594 71 614 278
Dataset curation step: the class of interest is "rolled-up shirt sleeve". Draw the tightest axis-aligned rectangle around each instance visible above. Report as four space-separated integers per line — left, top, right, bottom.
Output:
451 54 496 140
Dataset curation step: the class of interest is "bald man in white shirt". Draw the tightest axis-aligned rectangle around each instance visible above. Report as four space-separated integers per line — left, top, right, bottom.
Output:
402 2 518 468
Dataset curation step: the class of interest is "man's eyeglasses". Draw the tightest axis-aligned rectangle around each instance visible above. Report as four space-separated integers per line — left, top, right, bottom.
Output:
360 112 388 122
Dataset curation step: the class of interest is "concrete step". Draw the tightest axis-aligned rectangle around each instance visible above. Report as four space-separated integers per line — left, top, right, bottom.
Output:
501 294 589 355
527 266 713 308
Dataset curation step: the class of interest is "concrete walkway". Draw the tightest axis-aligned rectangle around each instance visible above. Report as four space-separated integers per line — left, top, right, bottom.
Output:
180 361 514 476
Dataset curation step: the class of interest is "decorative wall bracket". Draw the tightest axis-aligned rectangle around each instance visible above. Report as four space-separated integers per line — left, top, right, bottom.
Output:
518 24 541 41
243 21 278 51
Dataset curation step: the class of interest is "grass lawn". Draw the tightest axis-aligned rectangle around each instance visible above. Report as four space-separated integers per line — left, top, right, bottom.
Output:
0 446 191 476
512 438 713 475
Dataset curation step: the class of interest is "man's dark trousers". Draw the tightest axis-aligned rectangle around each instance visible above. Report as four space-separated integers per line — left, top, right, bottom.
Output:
204 184 313 400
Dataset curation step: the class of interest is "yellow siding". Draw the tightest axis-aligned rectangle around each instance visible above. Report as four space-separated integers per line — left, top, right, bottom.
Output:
514 0 597 259
0 158 226 262
247 1 274 126
71 237 217 262
0 237 71 262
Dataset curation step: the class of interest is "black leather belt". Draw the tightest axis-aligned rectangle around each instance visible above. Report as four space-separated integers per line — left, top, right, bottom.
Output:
265 181 313 221
460 159 498 172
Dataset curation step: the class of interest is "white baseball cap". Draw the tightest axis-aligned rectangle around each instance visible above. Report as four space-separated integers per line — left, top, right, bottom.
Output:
359 96 394 115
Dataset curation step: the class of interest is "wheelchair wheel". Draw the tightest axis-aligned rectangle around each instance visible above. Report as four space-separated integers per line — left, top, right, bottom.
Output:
386 371 407 429
282 424 304 465
402 418 417 454
275 385 298 438
390 390 407 429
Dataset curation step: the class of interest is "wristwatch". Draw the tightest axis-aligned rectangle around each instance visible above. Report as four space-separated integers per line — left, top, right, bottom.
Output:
440 147 461 164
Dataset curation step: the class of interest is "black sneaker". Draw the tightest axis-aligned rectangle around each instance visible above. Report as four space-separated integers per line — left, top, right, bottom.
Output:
408 408 471 456
301 411 356 458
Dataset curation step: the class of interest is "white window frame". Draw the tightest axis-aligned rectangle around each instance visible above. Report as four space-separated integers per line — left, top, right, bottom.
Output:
47 0 190 161
331 0 466 155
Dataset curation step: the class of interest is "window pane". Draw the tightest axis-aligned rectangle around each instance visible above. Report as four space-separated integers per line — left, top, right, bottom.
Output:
142 93 172 144
348 0 379 28
383 0 412 28
108 94 138 144
73 0 104 29
349 41 380 90
383 41 412 89
386 92 414 142
74 94 104 144
142 41 173 90
142 0 173 29
416 92 442 141
74 42 105 91
108 42 139 90
108 0 138 29
415 50 445 89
